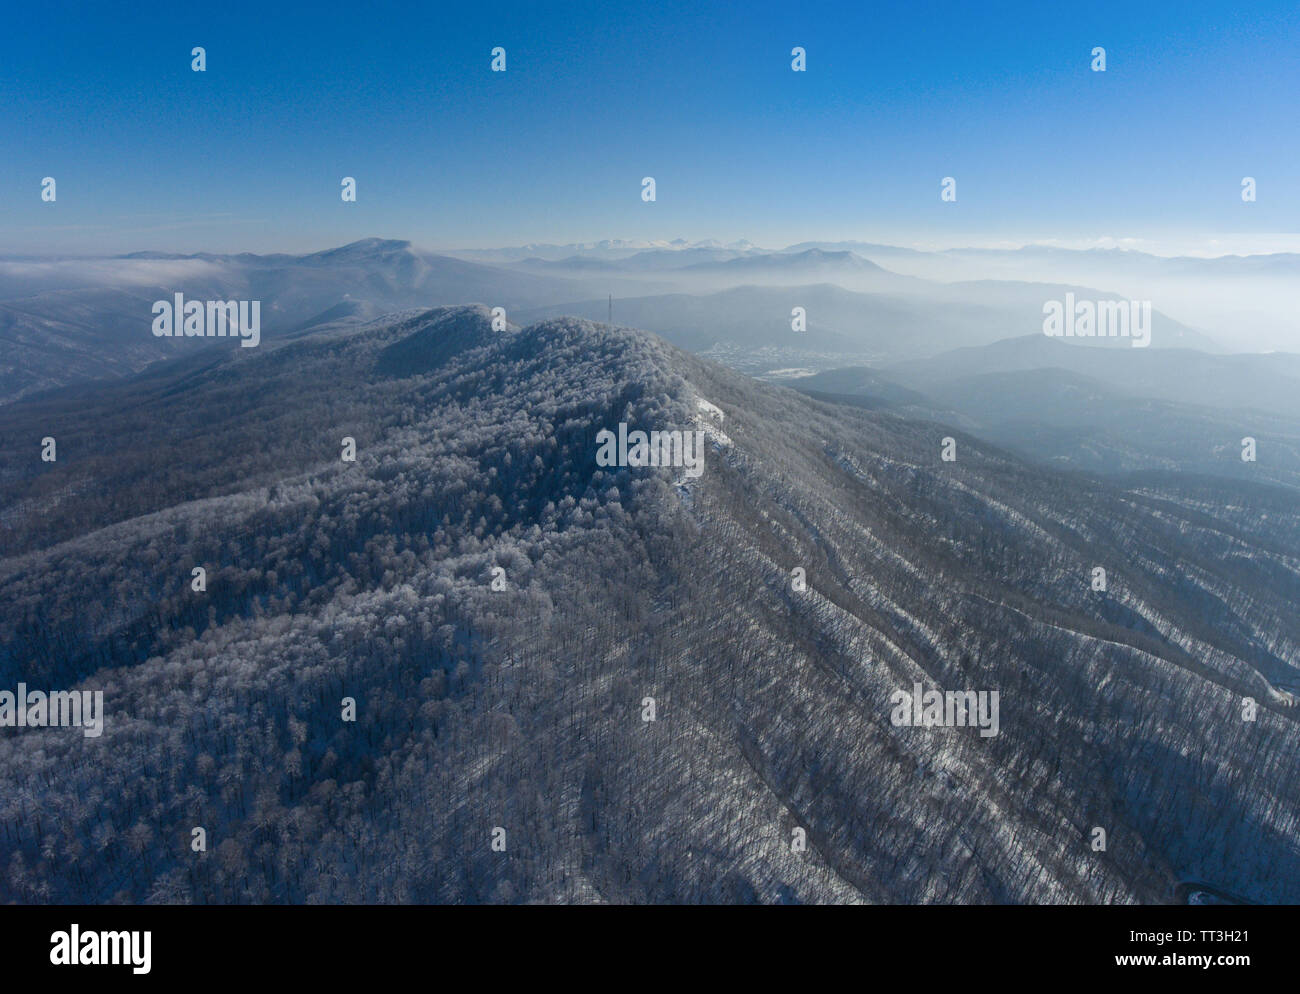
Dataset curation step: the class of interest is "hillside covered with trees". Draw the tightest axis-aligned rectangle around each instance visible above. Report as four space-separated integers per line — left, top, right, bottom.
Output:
1 306 1297 903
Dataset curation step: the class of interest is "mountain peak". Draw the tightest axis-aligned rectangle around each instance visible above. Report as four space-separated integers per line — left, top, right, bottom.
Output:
375 304 512 375
302 238 415 264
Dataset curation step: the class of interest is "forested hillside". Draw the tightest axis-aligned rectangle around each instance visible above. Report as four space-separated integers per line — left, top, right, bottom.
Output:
1 306 1297 903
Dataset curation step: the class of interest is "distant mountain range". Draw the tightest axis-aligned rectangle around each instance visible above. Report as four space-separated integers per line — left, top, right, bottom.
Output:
451 238 1300 352
1 237 1228 405
518 281 1214 362
784 334 1300 490
450 236 1300 277
0 240 590 404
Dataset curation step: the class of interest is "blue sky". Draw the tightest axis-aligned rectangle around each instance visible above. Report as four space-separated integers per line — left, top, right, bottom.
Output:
2 0 1298 255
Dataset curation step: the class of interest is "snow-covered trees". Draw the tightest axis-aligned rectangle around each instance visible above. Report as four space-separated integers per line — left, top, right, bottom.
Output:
0 308 1296 904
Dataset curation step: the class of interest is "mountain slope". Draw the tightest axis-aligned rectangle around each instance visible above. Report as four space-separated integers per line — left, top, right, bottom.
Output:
1 309 1297 904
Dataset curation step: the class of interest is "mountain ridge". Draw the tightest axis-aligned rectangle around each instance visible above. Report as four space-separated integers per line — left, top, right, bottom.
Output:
2 307 1297 903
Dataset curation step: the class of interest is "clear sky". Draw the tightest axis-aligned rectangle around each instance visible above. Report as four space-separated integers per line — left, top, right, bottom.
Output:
3 0 1298 255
